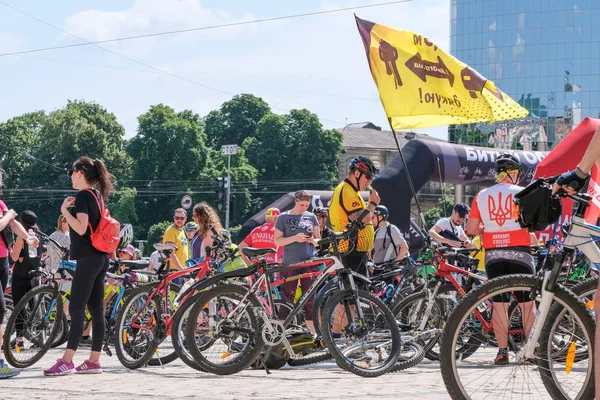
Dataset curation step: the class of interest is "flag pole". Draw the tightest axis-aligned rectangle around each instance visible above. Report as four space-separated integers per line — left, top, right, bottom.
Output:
387 118 427 228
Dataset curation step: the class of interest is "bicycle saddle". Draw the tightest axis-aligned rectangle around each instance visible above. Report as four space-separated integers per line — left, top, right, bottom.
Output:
118 259 150 267
154 243 178 252
241 247 277 258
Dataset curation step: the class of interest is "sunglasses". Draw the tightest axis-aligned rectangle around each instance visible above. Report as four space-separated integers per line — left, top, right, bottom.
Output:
174 216 186 221
67 169 75 177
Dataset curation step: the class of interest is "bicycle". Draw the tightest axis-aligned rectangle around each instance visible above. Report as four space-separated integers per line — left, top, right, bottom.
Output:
183 209 402 378
114 228 238 370
439 177 596 400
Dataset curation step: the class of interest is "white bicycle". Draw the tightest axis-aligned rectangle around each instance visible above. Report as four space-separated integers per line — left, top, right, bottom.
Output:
440 177 595 400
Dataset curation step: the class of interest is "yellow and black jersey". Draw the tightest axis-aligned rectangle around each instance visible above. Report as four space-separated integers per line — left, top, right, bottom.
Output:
329 179 375 253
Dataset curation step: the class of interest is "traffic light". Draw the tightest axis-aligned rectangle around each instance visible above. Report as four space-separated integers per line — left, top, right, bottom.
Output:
215 177 227 212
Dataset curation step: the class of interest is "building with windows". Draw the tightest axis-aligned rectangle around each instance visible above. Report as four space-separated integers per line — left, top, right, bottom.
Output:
450 0 599 149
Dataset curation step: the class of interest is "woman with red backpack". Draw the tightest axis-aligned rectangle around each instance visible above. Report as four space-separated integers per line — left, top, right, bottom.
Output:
44 156 114 376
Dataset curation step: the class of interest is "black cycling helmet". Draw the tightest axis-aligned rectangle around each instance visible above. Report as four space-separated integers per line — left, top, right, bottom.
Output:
495 153 523 183
374 205 389 220
314 207 329 217
514 178 562 232
349 156 378 178
495 153 523 174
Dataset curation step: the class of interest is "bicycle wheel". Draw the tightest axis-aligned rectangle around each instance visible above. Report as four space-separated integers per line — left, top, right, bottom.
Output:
148 281 180 366
439 274 594 400
170 292 206 372
321 289 401 377
114 285 163 369
392 284 460 361
391 341 425 372
3 286 63 368
50 313 69 348
186 284 263 375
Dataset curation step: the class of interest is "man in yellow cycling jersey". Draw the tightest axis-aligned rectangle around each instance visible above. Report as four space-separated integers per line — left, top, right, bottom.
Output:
329 156 380 276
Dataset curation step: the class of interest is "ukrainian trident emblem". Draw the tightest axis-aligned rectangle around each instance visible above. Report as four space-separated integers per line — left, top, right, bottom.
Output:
488 193 513 227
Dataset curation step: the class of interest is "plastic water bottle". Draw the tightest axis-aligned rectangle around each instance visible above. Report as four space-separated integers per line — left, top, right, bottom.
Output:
26 229 37 258
383 284 394 303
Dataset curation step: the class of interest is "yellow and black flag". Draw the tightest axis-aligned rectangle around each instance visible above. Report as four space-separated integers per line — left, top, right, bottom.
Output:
355 16 528 130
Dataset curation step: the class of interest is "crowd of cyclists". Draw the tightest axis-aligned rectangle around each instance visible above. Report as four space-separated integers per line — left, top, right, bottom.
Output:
0 133 598 398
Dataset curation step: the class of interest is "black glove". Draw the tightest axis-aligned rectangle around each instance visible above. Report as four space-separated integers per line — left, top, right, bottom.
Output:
556 168 590 192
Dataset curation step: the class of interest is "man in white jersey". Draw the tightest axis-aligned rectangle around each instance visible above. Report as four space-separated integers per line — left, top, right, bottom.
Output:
466 153 536 365
429 203 474 248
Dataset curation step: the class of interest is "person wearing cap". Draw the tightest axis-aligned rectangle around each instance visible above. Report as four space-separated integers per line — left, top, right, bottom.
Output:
239 207 282 266
184 222 199 258
314 207 334 257
371 205 409 265
429 203 474 248
117 244 136 261
10 210 42 351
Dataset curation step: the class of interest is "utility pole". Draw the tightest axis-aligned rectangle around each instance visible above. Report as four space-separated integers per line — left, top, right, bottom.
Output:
220 144 238 229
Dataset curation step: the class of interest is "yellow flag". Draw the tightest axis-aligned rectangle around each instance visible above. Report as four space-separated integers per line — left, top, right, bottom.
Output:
355 16 529 129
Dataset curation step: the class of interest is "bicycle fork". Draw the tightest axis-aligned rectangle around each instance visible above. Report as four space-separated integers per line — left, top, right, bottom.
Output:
516 270 555 362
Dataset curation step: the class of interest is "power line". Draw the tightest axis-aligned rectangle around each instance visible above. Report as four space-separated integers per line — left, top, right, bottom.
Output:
15 54 378 103
0 1 351 125
0 0 413 57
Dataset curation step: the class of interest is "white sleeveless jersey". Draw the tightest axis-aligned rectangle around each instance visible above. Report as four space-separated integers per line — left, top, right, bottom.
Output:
470 182 530 249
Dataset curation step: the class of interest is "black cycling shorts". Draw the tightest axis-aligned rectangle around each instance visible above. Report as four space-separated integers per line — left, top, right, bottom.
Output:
485 247 535 303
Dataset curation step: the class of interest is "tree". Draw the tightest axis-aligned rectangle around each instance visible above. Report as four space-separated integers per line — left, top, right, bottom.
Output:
146 221 171 256
127 104 212 232
204 94 271 148
109 187 138 229
243 109 343 208
1 101 132 231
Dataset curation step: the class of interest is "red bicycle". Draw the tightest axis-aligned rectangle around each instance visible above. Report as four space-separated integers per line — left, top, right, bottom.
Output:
113 229 236 369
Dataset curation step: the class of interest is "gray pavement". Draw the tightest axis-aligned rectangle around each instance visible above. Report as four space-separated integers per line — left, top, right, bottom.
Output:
0 348 453 400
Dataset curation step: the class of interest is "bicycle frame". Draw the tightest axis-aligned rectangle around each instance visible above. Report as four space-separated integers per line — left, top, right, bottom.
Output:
220 255 357 359
517 191 598 362
129 257 212 335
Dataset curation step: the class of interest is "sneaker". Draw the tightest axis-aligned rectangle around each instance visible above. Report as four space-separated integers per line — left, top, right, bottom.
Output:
79 337 93 347
43 358 75 376
75 360 102 375
0 362 20 379
10 339 23 350
494 350 509 366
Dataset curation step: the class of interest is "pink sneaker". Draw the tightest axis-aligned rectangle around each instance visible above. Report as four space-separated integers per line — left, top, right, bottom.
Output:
75 360 102 374
43 359 75 376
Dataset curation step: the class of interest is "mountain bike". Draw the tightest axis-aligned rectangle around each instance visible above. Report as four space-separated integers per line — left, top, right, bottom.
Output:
184 209 402 378
439 177 595 400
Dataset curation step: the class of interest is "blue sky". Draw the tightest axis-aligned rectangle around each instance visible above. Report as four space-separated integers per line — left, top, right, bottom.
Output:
0 0 450 139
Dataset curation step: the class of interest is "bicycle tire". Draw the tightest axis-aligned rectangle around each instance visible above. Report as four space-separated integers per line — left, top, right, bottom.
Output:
287 350 333 367
50 313 69 348
186 284 264 375
148 281 180 367
170 292 206 372
391 341 425 372
439 274 594 400
321 289 401 377
570 277 598 300
392 284 458 361
114 285 163 369
3 285 63 368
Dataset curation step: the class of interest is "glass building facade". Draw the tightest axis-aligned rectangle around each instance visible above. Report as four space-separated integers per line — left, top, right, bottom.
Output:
449 0 600 149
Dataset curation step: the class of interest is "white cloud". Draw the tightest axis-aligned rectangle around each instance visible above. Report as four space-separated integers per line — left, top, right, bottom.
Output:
63 0 258 55
0 32 25 54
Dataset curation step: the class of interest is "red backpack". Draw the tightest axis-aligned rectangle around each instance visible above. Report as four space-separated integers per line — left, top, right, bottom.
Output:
85 189 121 254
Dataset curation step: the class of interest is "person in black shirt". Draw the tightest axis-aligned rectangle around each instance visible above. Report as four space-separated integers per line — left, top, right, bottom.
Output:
44 157 114 376
10 211 41 348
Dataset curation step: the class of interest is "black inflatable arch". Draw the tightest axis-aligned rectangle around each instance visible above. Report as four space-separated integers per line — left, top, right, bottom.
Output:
239 139 548 253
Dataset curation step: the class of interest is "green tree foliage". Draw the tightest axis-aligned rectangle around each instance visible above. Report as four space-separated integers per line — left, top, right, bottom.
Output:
127 104 211 234
0 101 132 230
109 187 138 226
204 94 271 148
146 221 171 256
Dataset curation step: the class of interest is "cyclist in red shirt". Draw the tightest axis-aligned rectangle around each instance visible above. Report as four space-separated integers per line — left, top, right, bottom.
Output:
239 207 282 265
